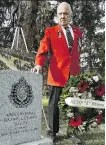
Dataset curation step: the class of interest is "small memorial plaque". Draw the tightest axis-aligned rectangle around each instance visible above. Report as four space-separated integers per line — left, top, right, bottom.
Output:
65 97 105 109
0 70 43 145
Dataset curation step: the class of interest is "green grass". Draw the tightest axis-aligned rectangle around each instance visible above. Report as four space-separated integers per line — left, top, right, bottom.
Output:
0 55 30 70
42 98 49 107
0 55 17 70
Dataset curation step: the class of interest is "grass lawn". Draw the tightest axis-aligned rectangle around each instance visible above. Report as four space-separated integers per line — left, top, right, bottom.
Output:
0 55 17 70
42 98 49 107
0 55 30 70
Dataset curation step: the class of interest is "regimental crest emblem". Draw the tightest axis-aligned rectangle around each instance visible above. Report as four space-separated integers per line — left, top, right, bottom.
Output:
8 76 34 108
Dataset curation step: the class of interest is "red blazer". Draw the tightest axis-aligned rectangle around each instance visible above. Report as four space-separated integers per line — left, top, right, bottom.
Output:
35 24 83 87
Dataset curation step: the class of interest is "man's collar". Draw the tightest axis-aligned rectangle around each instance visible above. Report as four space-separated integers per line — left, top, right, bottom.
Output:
61 24 72 30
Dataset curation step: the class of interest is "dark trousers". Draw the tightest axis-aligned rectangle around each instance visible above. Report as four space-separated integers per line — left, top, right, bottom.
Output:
48 86 63 133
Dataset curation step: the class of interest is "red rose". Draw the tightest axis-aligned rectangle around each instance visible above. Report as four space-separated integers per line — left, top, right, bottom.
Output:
78 80 88 92
96 113 102 124
96 84 105 96
69 115 82 127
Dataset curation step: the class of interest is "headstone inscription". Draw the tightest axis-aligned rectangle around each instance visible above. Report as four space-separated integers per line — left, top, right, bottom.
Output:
0 70 52 145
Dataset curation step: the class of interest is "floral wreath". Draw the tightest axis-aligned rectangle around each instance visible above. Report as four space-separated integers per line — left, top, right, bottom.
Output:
59 73 105 135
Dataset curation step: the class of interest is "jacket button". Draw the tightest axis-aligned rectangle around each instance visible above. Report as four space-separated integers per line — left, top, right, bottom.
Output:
67 66 70 67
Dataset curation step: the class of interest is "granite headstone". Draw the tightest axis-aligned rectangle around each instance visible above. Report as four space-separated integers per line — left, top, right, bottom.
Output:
0 70 52 145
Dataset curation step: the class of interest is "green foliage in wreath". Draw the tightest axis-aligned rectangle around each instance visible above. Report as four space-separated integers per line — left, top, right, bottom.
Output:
59 73 105 136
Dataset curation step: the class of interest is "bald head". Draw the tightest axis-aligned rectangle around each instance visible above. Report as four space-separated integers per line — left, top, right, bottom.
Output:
57 2 72 27
57 2 72 16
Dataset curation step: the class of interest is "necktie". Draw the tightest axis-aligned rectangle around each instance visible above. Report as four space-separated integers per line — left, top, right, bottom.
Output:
65 27 73 50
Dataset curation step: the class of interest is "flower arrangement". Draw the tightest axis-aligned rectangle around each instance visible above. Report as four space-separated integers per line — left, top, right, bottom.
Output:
59 73 105 135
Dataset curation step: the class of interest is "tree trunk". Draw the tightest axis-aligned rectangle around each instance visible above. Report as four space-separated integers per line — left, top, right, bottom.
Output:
18 0 38 51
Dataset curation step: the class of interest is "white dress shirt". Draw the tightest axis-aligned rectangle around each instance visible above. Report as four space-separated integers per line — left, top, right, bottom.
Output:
61 25 74 47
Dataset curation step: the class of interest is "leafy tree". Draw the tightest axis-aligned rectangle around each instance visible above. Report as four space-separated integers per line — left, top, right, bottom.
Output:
11 0 57 51
0 0 16 47
78 0 105 75
33 1 57 49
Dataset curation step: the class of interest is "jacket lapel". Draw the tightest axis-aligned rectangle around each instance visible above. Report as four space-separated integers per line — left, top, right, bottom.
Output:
56 24 68 49
55 25 79 51
71 25 79 40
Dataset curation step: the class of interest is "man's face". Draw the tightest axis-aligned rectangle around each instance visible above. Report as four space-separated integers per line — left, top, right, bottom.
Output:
57 5 71 27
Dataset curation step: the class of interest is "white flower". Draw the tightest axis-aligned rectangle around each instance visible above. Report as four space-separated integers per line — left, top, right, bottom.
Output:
78 125 85 132
91 122 97 127
84 91 88 96
65 97 71 106
102 95 105 100
87 78 93 83
92 76 99 82
73 93 78 98
82 122 87 126
98 110 103 114
77 93 82 97
69 87 79 92
87 92 92 99
81 92 87 99
67 112 73 118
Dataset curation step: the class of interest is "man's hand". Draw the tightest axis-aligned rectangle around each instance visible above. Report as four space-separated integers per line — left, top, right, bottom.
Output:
31 65 42 74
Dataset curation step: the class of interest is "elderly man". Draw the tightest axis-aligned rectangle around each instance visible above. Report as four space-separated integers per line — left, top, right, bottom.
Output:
32 2 83 143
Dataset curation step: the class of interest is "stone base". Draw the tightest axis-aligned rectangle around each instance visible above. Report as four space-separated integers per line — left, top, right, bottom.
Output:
21 137 53 145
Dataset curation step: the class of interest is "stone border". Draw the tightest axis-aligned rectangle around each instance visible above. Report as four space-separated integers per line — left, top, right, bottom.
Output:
21 136 53 145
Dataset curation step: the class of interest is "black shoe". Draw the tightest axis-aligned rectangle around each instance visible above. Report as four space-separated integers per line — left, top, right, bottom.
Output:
69 134 82 144
47 130 57 142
